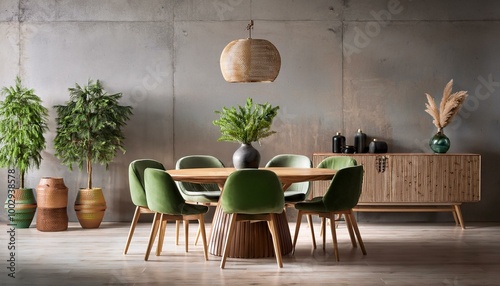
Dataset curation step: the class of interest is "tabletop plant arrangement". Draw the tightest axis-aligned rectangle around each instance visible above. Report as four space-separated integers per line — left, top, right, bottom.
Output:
0 77 49 228
53 79 133 228
213 97 279 169
424 79 468 153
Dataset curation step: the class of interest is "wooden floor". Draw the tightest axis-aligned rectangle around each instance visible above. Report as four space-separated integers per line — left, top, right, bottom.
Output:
2 220 500 285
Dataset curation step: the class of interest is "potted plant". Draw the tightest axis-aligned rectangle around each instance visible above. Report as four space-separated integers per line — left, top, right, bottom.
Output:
0 77 48 228
213 97 279 168
54 79 132 228
424 79 468 153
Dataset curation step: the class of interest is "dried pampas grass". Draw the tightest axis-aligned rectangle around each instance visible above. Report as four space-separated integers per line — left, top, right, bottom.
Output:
425 79 468 131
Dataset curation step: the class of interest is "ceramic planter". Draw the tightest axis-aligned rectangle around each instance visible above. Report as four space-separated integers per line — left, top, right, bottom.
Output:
74 188 107 229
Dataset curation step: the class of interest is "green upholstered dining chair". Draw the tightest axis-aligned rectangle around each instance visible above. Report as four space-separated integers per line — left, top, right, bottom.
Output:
143 168 209 261
292 165 366 261
175 155 224 205
175 155 225 245
220 169 285 269
317 156 357 170
265 154 313 204
124 159 165 255
315 155 358 248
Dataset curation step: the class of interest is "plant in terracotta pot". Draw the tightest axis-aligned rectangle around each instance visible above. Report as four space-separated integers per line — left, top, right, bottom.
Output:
54 79 132 228
213 97 279 169
0 77 48 228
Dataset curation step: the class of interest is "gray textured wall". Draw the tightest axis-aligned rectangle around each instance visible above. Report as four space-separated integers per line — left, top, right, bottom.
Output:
1 0 499 224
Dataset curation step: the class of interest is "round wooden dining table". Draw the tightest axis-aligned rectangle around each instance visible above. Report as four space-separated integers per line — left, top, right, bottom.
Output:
166 167 336 258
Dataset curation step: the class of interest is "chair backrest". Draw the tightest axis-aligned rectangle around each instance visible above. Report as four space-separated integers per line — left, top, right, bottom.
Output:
175 155 225 193
221 169 285 214
265 154 312 195
323 165 364 211
129 159 165 207
317 156 357 170
144 168 188 214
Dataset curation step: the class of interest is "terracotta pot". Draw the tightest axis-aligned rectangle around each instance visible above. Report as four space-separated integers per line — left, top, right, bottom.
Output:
35 177 69 231
4 188 37 228
74 188 107 229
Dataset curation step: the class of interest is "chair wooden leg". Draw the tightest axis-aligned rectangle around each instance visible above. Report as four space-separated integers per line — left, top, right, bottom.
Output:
184 220 189 253
156 215 167 256
292 211 303 255
145 213 161 261
329 214 339 261
124 206 141 255
306 214 316 250
320 218 324 237
343 213 357 248
268 214 283 268
198 215 208 261
348 212 367 255
194 225 201 246
176 220 182 246
322 217 326 252
220 214 238 269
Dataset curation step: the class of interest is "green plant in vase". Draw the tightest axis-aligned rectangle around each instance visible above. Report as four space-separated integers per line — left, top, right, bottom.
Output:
424 79 468 153
54 79 132 228
213 97 279 168
0 77 48 228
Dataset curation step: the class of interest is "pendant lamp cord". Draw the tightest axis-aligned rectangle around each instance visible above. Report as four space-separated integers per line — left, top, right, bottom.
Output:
247 20 254 39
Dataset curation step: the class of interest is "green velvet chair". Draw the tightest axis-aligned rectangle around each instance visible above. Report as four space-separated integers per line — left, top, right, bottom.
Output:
175 155 225 245
175 155 224 205
143 168 209 261
292 165 367 261
220 169 285 269
315 155 358 248
265 154 313 204
317 156 357 170
124 159 165 255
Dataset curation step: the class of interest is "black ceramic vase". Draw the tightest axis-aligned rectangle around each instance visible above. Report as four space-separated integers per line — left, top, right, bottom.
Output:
429 129 450 153
233 143 260 169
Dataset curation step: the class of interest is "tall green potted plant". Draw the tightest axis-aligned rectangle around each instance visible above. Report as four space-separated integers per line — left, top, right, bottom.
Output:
54 79 132 228
0 77 48 228
213 97 279 169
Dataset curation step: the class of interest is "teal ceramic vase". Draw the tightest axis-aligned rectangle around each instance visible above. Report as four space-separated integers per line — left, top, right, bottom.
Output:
429 129 450 153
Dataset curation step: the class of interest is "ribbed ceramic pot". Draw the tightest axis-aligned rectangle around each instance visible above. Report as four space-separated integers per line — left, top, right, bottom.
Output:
4 188 37 228
233 143 260 169
429 129 450 153
74 188 107 229
35 177 69 231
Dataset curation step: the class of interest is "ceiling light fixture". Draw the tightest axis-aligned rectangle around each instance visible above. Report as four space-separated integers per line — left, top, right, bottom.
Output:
220 20 281 83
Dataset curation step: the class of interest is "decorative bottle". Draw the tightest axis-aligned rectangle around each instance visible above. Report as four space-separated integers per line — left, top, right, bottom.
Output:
332 132 346 153
354 129 367 153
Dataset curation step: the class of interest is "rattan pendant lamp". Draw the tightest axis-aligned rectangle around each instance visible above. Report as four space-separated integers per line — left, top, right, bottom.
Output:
220 20 281 83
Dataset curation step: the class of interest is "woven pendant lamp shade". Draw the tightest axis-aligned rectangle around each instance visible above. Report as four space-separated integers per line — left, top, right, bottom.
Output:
220 38 281 83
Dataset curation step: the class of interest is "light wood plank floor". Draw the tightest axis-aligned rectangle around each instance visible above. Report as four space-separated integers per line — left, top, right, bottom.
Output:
1 220 499 285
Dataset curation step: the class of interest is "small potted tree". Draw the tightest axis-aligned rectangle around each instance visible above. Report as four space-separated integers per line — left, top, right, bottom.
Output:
0 77 49 228
54 79 132 228
213 97 279 169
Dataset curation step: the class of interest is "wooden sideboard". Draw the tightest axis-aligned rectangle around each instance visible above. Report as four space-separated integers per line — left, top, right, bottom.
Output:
312 153 481 229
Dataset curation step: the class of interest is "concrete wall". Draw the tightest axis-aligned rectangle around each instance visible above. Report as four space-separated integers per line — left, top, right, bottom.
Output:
1 0 499 223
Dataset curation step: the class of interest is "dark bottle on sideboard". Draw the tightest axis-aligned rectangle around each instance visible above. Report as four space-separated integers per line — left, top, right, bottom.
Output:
332 132 346 153
354 129 367 153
